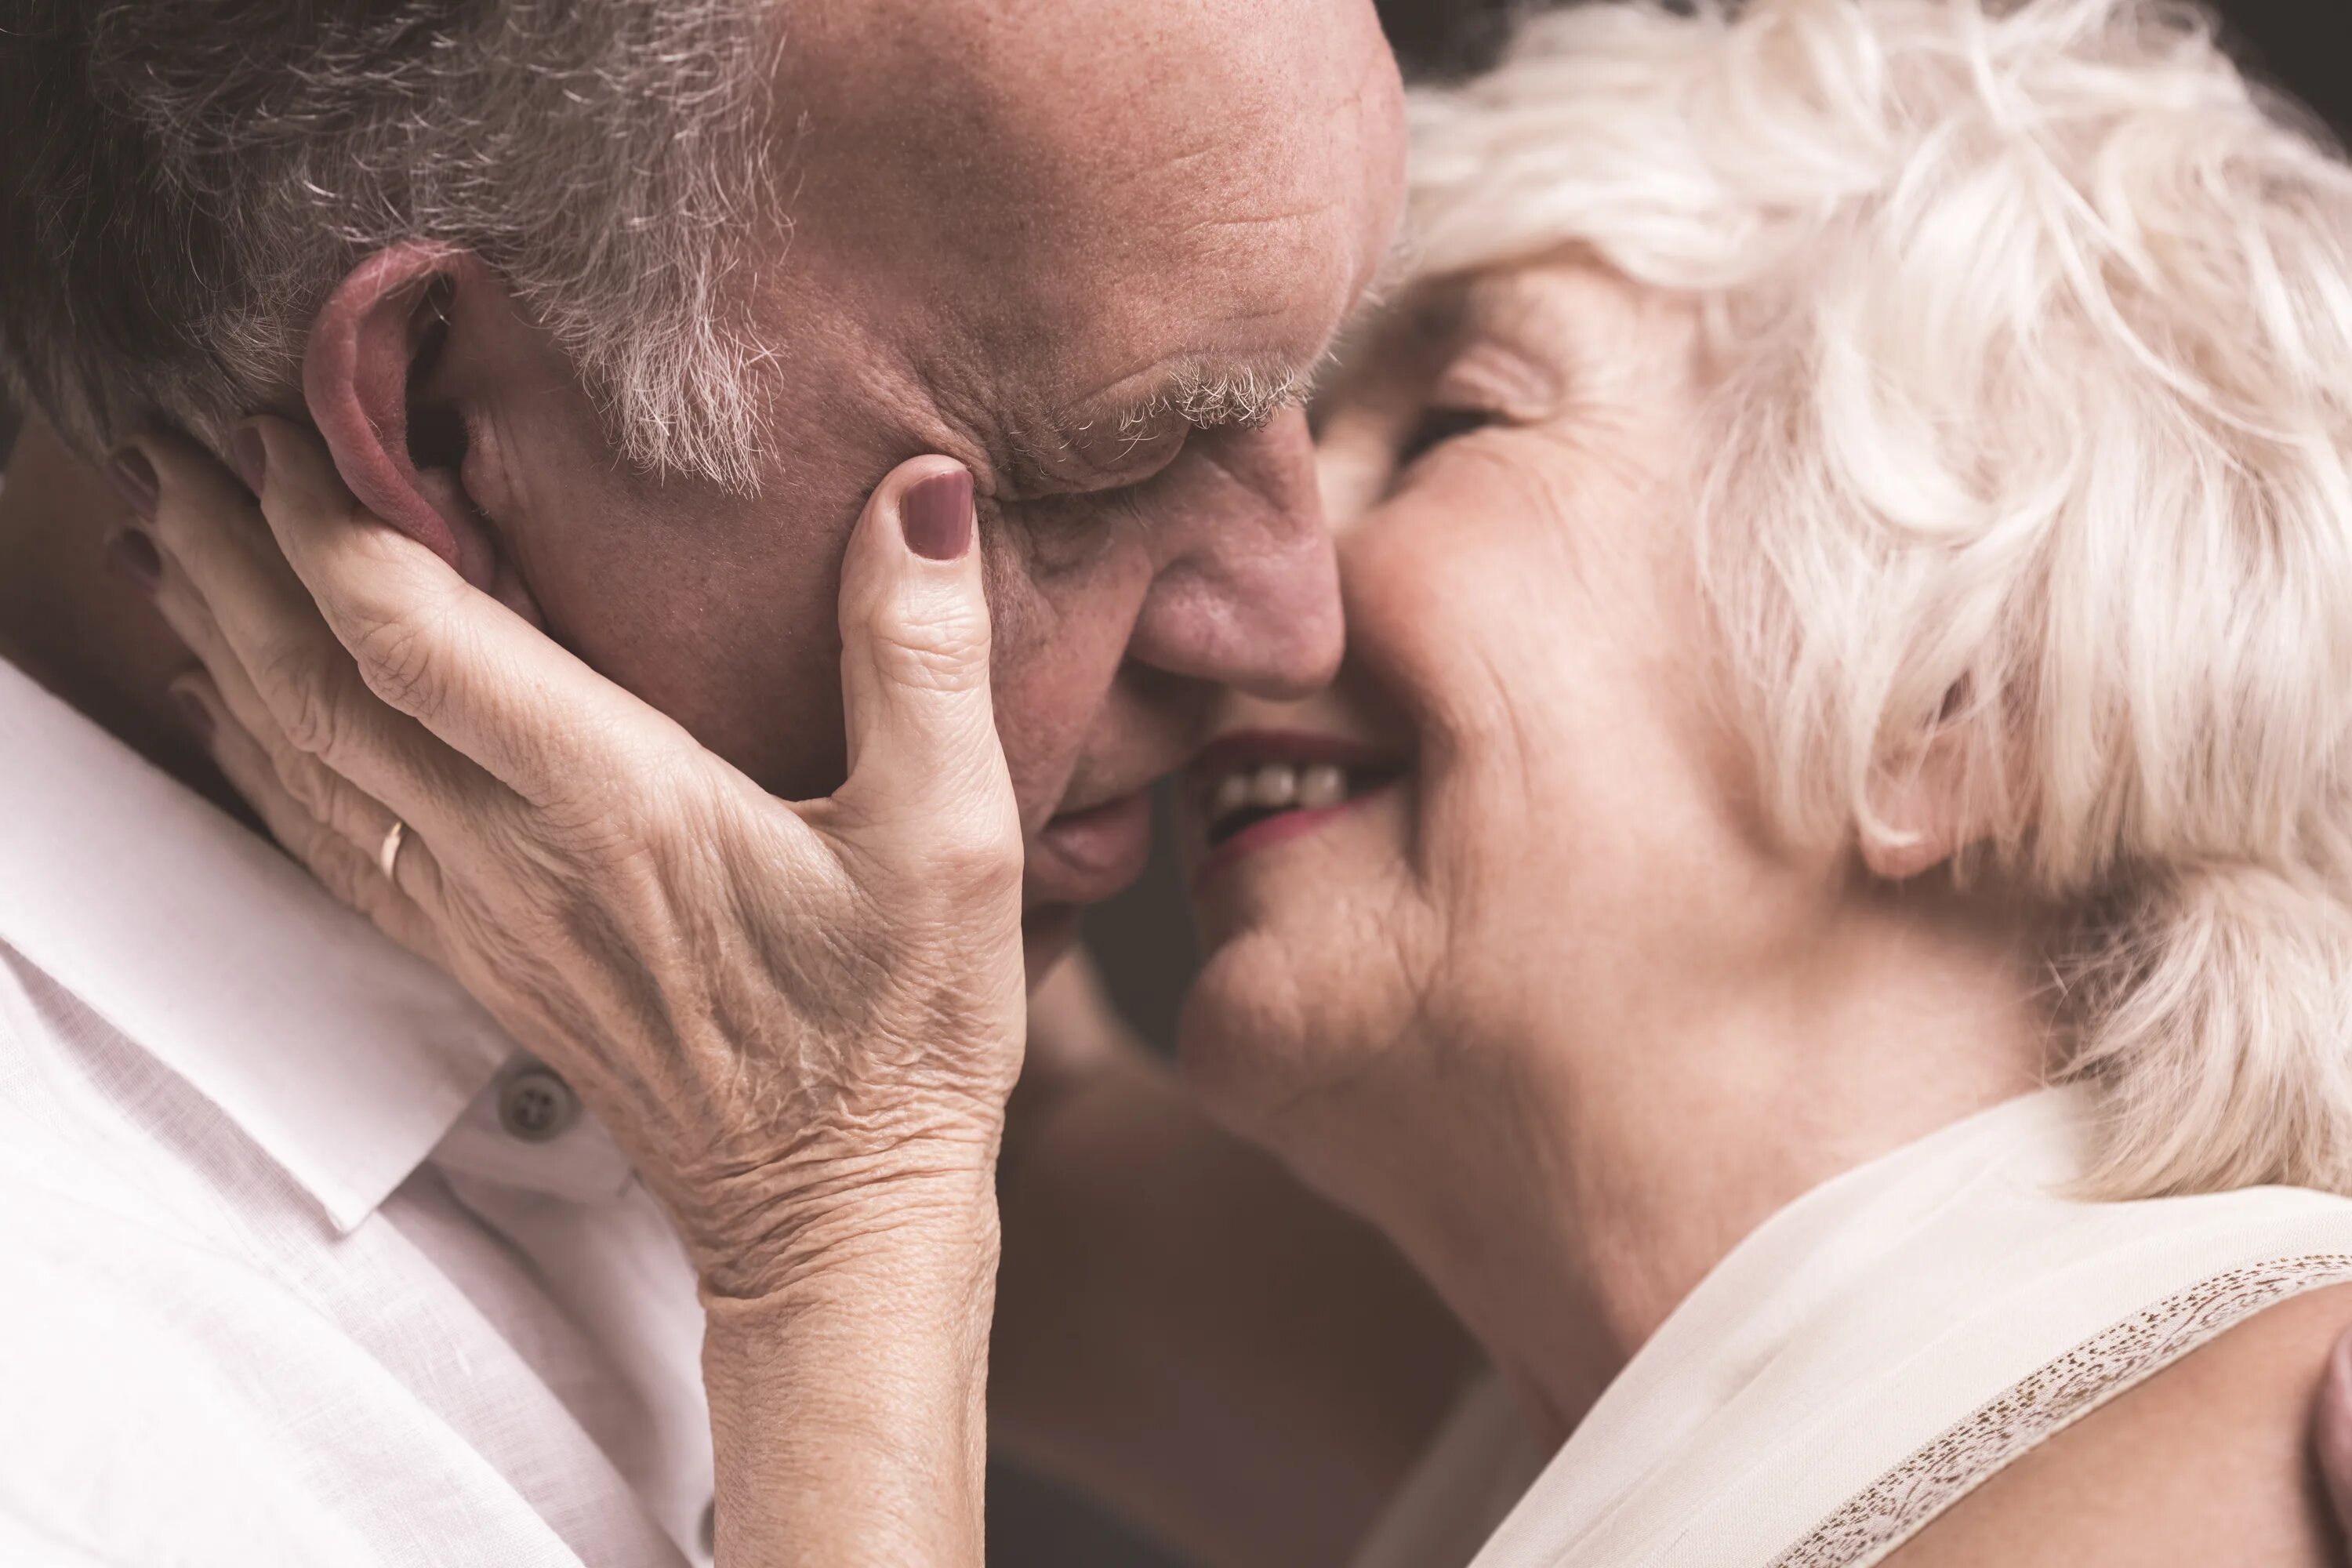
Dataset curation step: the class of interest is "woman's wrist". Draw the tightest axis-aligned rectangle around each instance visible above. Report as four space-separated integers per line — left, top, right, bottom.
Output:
699 1184 1001 1567
681 1128 1004 1304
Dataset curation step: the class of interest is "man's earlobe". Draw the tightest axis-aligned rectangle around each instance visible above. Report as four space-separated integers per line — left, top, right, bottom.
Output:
303 242 535 619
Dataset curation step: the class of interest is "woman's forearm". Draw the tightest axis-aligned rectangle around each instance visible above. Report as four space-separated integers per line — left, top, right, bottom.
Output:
702 1181 1001 1567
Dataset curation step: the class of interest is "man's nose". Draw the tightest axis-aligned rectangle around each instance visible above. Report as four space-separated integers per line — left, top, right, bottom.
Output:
1124 408 1345 701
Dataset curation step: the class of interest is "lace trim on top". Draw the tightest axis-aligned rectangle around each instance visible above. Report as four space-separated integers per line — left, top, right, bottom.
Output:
1768 1253 2352 1568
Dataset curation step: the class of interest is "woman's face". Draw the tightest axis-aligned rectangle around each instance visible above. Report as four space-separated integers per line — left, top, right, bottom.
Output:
1177 258 1821 1157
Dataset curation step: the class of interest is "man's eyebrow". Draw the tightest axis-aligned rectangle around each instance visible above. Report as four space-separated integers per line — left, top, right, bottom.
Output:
1010 345 1344 477
1104 353 1326 437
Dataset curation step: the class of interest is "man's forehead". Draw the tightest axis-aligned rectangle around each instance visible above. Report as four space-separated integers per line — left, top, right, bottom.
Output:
757 0 1401 478
812 149 1367 495
771 0 1384 262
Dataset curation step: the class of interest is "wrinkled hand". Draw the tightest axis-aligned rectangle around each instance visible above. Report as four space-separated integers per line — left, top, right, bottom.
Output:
129 419 1026 1301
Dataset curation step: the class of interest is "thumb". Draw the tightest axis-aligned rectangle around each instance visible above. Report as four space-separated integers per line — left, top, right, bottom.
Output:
829 457 1017 847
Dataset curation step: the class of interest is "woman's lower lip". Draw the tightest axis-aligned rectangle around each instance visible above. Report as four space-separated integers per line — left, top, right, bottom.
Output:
1026 789 1155 906
1191 783 1392 889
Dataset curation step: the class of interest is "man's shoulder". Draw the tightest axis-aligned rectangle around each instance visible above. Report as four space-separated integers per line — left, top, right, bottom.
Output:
1883 1279 2352 1568
0 945 405 1417
0 983 333 1366
0 948 310 1255
0 1186 586 1566
0 991 563 1566
0 1131 387 1560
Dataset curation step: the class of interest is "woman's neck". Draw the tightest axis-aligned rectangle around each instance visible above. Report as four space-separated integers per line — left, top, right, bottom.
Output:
1338 880 2053 1447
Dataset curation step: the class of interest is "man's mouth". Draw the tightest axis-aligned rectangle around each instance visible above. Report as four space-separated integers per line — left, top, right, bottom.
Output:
1188 731 1406 873
1025 789 1156 908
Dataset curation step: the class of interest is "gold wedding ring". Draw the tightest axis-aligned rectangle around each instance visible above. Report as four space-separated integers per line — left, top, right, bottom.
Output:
379 818 408 881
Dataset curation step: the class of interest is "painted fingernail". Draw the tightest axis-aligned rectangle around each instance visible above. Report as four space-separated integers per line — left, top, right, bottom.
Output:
230 426 267 495
172 685 214 741
902 468 974 561
105 448 158 522
105 528 162 593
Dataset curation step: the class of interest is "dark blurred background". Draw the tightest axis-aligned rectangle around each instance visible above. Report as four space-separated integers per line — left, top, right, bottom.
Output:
0 2 2343 1564
979 788 1199 1568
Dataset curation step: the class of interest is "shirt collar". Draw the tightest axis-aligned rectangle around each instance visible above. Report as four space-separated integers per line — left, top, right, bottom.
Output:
0 658 513 1232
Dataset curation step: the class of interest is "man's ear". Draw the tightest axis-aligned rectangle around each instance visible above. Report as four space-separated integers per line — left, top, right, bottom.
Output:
301 241 538 619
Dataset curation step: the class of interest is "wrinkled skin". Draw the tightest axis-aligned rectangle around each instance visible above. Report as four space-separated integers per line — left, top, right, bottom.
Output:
96 235 2352 1568
429 0 1406 968
62 5 1411 1561
137 417 1025 1563
0 1 1435 1562
158 423 1036 1292
1182 254 2352 1566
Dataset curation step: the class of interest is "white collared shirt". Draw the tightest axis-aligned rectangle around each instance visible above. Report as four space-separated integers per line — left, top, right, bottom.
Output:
0 657 714 1566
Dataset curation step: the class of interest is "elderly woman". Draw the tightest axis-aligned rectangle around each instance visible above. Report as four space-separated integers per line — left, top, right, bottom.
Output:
111 0 2352 1563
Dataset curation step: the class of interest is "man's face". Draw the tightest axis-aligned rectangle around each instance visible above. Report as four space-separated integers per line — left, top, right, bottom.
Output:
485 0 1406 961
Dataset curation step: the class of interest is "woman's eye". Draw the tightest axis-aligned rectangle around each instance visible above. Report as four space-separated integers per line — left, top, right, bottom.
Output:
1397 405 1497 466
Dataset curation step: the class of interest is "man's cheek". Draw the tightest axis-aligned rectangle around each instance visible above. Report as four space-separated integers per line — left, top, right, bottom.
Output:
985 566 1149 829
989 641 1100 833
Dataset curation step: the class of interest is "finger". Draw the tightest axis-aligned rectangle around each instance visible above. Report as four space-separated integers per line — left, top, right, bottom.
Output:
175 672 450 970
147 539 460 862
234 416 689 808
133 431 489 842
2318 1325 2352 1544
825 457 1019 862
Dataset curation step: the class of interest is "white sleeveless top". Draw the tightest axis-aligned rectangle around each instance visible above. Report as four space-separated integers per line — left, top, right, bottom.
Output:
1352 1087 2352 1568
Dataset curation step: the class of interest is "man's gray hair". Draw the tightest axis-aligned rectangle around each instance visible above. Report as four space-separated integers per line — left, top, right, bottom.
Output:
0 0 778 490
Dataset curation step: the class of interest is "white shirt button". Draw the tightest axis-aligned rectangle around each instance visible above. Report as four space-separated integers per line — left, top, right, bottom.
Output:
499 1067 580 1143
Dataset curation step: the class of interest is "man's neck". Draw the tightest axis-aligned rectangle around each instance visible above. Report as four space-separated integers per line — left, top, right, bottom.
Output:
1 419 242 816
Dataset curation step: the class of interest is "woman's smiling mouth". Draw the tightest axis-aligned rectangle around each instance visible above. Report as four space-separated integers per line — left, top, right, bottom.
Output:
1188 730 1406 882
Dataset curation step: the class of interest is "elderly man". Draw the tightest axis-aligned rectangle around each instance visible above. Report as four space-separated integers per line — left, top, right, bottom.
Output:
0 2 1478 1563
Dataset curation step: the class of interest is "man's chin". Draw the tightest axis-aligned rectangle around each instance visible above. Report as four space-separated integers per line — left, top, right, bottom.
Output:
1022 904 1084 990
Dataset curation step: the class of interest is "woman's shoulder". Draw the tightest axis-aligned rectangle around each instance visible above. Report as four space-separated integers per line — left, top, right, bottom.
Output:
1881 1279 2352 1568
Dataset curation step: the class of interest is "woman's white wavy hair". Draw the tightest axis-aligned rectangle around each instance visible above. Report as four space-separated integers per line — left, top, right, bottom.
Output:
1408 0 2352 1198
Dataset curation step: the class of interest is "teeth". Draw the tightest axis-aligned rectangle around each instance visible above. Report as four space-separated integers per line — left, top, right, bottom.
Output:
1297 763 1347 809
1205 759 1370 837
1211 773 1254 818
1250 763 1301 810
